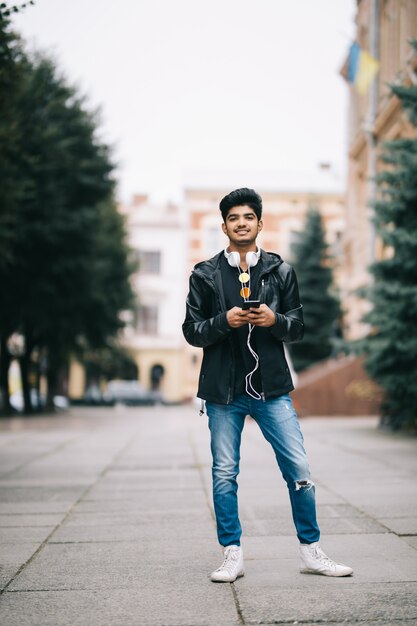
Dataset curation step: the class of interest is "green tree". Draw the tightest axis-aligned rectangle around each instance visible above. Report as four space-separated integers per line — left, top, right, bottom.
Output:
0 27 135 414
289 208 342 372
361 42 417 430
0 16 30 413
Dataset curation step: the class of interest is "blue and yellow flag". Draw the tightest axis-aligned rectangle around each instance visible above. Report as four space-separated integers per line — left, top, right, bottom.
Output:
345 42 379 95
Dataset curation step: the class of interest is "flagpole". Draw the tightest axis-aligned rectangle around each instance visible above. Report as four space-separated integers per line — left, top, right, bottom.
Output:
365 0 379 266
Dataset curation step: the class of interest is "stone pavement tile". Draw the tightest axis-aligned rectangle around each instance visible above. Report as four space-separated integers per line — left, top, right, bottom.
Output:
0 514 63 527
8 539 222 592
241 487 347 511
61 509 210 527
0 526 55 544
320 475 417 508
0 472 101 485
0 453 38 475
234 581 417 624
240 503 366 521
0 585 240 626
315 503 373 518
243 515 386 537
243 535 299 560
314 486 355 505
254 618 417 626
50 519 215 543
83 488 207 509
378 517 417 535
75 499 208 515
0 502 72 515
0 486 85 503
360 502 417 519
235 487 289 508
25 449 131 472
242 533 417 584
91 468 202 491
0 542 40 589
402 535 417 550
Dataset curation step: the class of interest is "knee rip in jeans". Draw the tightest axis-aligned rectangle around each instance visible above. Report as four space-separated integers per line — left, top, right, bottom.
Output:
294 479 314 491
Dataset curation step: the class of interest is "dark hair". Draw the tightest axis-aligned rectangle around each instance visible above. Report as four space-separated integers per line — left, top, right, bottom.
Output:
219 188 262 222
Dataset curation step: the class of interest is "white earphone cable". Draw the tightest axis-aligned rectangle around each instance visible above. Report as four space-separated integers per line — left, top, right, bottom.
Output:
245 324 262 400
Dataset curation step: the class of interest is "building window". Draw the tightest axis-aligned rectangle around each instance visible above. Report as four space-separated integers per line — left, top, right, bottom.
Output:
288 229 300 258
136 305 158 335
138 251 161 274
206 227 221 255
331 231 343 258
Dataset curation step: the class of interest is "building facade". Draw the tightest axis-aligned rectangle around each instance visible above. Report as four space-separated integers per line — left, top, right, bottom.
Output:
342 0 417 339
119 194 187 403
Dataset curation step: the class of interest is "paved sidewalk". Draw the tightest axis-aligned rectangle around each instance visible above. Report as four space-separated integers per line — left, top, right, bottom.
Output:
0 405 416 626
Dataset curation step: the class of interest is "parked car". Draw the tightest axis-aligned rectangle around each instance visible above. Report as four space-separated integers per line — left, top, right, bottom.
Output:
9 390 69 412
103 380 159 406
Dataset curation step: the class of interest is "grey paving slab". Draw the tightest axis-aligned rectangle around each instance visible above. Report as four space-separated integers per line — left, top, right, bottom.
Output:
59 509 210 527
0 502 71 514
402 535 417 550
358 502 417 518
0 587 240 626
254 618 417 626
378 517 417 535
243 532 417 584
0 514 63 527
89 468 202 491
0 542 40 589
242 502 367 520
0 486 85 503
243 515 386 536
0 526 55 544
235 582 417 624
51 519 215 543
0 471 102 484
8 540 220 591
83 488 208 509
74 499 206 514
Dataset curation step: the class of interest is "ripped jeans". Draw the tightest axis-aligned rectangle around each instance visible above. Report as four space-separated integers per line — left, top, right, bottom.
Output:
206 394 320 547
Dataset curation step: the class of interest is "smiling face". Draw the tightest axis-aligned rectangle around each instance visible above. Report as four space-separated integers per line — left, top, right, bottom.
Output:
221 204 263 249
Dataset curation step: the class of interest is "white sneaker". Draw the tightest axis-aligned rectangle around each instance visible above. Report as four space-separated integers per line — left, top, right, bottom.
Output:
300 542 353 577
210 545 245 582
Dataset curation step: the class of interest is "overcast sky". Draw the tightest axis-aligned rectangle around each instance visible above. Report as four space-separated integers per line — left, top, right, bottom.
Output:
14 0 356 203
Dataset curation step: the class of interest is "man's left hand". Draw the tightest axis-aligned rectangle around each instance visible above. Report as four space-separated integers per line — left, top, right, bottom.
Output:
247 304 276 327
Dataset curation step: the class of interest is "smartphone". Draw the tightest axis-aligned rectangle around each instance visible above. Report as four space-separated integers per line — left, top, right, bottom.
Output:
242 300 261 310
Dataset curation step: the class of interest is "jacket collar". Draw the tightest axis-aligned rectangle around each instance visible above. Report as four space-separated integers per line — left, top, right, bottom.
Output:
193 249 283 280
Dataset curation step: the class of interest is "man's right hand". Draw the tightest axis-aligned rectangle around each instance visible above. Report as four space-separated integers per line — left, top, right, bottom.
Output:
226 307 250 328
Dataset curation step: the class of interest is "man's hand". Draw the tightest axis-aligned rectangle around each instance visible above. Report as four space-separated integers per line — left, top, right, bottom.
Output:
226 306 251 328
226 304 276 328
246 304 276 327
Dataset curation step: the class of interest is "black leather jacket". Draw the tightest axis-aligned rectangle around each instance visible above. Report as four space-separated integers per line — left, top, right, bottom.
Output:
182 249 304 404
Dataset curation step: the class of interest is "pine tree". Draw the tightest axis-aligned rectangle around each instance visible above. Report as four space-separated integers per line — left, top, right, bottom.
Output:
0 36 136 414
289 208 342 372
361 41 417 430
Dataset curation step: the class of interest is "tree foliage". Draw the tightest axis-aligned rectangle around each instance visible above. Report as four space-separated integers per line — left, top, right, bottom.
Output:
361 41 417 430
0 2 35 20
0 18 136 414
289 208 342 372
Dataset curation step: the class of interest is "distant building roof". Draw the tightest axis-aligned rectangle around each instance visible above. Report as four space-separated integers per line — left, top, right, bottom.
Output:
183 168 345 196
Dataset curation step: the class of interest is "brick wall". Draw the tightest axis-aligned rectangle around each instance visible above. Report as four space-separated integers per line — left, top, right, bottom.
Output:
291 355 382 417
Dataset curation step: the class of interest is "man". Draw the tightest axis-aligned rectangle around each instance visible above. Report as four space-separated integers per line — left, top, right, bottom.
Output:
183 188 353 582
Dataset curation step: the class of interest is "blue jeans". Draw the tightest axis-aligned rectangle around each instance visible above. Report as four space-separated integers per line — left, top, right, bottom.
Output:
206 394 320 547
